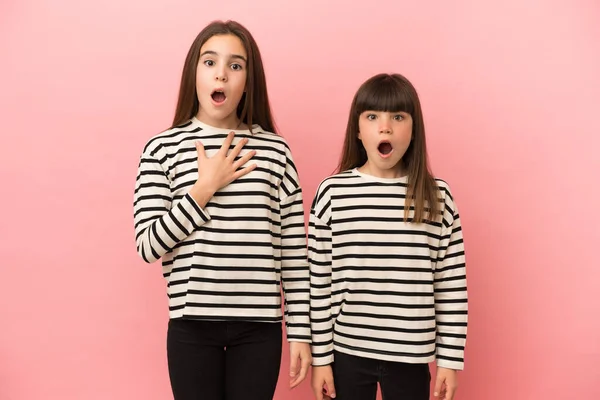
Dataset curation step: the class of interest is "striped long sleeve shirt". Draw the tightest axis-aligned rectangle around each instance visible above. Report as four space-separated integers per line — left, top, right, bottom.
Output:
133 117 311 342
309 168 468 369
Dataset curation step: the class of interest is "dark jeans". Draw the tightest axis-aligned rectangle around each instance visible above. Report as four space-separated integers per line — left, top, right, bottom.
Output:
332 350 430 400
167 318 282 400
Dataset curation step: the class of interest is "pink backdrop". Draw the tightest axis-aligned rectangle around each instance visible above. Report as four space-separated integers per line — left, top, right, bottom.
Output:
1 1 599 399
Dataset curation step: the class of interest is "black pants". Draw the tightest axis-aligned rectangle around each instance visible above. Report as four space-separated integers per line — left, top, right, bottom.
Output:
166 318 282 400
331 351 430 400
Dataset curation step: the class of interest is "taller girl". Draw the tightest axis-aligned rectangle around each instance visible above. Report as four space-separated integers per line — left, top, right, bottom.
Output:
133 20 311 400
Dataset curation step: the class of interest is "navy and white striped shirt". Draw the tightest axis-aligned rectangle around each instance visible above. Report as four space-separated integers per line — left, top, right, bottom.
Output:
133 117 311 342
309 168 468 369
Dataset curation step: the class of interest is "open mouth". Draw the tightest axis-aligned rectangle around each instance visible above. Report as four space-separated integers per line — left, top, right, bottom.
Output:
378 141 393 156
211 89 226 104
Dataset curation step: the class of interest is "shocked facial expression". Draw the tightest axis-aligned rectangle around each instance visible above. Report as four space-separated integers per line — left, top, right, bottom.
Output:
357 110 413 178
195 34 248 129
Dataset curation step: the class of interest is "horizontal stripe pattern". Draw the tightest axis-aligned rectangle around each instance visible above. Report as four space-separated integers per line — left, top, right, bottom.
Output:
133 118 310 342
309 169 467 369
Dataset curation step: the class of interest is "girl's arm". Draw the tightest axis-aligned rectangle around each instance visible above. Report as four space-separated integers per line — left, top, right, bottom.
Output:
133 149 211 264
133 133 255 264
278 148 311 342
433 189 468 370
308 184 334 366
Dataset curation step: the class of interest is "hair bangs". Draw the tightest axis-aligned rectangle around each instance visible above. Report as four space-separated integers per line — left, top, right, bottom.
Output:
355 74 415 116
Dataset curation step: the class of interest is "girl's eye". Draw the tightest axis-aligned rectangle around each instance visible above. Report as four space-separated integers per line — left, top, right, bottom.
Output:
366 114 377 120
204 60 215 66
231 63 243 71
393 114 404 120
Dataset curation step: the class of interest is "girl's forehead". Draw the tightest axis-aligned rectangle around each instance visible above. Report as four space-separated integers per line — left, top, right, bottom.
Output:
200 34 247 58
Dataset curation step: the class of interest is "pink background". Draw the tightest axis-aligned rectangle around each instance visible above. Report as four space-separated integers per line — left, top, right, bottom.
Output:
1 1 599 399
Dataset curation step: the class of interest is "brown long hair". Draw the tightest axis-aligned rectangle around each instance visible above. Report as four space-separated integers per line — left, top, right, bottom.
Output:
170 20 277 134
337 73 440 223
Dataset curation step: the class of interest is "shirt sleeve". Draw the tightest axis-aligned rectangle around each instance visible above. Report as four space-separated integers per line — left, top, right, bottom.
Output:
278 145 311 342
133 147 211 263
308 182 334 366
434 188 468 370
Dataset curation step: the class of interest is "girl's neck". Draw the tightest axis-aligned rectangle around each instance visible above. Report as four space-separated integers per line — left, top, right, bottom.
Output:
195 112 246 130
357 161 405 179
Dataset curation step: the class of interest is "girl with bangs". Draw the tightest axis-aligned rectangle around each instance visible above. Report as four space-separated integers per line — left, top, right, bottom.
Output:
309 73 469 400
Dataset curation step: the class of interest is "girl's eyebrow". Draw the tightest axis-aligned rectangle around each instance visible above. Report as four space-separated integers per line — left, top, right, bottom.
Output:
200 50 247 62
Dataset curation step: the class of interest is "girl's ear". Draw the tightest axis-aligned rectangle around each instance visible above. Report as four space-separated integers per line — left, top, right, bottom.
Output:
357 131 362 140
